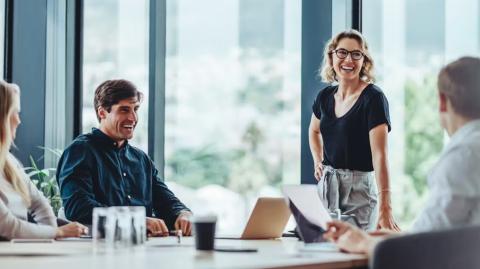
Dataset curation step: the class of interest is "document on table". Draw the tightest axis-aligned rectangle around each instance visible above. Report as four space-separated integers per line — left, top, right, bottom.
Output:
282 185 332 229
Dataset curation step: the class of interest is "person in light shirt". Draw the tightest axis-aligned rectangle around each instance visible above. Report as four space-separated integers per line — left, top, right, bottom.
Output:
323 56 480 255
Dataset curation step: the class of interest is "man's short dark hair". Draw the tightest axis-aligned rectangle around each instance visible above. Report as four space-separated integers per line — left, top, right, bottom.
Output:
94 79 144 122
438 57 480 119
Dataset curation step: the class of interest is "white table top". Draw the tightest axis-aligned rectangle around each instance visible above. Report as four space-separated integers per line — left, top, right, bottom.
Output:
0 237 367 269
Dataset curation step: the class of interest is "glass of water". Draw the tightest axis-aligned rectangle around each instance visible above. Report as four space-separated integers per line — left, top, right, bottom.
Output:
129 206 147 245
92 207 109 242
93 206 147 249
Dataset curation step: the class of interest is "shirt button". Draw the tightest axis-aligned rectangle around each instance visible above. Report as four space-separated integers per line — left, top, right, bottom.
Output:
123 172 127 177
113 142 117 146
127 195 132 200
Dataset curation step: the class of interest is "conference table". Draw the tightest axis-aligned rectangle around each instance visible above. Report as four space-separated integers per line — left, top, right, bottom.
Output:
0 237 368 269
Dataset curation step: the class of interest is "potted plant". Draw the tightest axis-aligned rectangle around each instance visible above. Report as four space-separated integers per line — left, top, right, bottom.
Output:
24 147 63 216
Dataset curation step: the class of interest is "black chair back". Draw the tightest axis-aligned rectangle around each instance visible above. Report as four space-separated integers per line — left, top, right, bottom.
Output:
370 225 480 269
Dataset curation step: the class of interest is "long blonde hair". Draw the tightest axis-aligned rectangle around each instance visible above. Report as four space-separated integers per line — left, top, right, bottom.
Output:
0 81 31 205
320 29 375 83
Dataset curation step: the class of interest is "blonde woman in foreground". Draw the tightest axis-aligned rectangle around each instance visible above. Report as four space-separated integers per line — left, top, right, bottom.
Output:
0 80 87 240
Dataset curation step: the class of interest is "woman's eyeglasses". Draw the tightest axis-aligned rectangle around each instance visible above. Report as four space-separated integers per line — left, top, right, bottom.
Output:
331 49 364 61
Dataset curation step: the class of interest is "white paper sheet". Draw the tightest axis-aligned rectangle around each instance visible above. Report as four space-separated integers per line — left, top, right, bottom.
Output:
282 185 332 229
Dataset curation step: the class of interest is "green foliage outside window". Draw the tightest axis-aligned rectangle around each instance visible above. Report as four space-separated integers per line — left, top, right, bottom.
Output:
167 145 232 188
167 52 287 196
399 74 444 224
167 121 282 196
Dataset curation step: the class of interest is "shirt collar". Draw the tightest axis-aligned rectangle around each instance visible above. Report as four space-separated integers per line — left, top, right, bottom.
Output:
428 119 480 187
444 119 480 152
91 128 129 149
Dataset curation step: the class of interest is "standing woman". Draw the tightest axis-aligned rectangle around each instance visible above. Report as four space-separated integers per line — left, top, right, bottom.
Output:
309 30 399 231
0 81 87 240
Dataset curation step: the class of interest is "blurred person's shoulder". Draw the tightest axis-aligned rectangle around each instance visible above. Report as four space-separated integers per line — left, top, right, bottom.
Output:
430 120 480 196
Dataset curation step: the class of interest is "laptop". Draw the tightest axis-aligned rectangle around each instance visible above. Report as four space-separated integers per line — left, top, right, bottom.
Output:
216 197 291 240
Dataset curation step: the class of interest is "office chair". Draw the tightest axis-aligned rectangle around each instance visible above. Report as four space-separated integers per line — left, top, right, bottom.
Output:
370 225 480 269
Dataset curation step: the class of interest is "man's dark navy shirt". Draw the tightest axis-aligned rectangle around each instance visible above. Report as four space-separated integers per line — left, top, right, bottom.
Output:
56 128 189 228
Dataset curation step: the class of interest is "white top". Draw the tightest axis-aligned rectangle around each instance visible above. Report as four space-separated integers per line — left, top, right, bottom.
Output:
0 153 57 239
411 120 480 232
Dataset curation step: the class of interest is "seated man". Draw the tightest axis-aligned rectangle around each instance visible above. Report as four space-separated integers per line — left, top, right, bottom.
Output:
323 56 480 254
57 79 192 236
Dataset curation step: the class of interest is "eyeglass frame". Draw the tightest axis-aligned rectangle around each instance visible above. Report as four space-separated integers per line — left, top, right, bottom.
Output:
330 48 365 61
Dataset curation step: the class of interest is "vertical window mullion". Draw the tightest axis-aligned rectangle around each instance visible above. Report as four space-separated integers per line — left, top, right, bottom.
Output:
148 0 166 179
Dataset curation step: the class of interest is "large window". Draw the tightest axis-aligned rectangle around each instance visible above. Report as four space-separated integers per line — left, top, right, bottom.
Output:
164 0 301 233
82 0 149 151
363 0 480 227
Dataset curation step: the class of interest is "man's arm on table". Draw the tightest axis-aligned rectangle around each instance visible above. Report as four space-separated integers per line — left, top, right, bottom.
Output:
151 164 192 235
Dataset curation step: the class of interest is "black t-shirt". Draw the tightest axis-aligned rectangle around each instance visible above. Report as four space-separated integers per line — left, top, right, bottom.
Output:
312 84 391 172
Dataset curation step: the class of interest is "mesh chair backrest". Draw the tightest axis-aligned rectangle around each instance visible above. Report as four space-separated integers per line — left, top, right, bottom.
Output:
370 225 480 269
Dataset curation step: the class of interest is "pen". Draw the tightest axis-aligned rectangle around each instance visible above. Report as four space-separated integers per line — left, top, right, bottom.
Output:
177 230 182 244
335 209 342 220
168 230 182 243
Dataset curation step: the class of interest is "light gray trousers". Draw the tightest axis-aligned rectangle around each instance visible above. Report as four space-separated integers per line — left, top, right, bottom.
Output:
317 165 378 231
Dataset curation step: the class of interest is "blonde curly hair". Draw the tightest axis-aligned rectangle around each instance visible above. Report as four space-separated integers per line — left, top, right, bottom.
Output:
320 29 375 83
